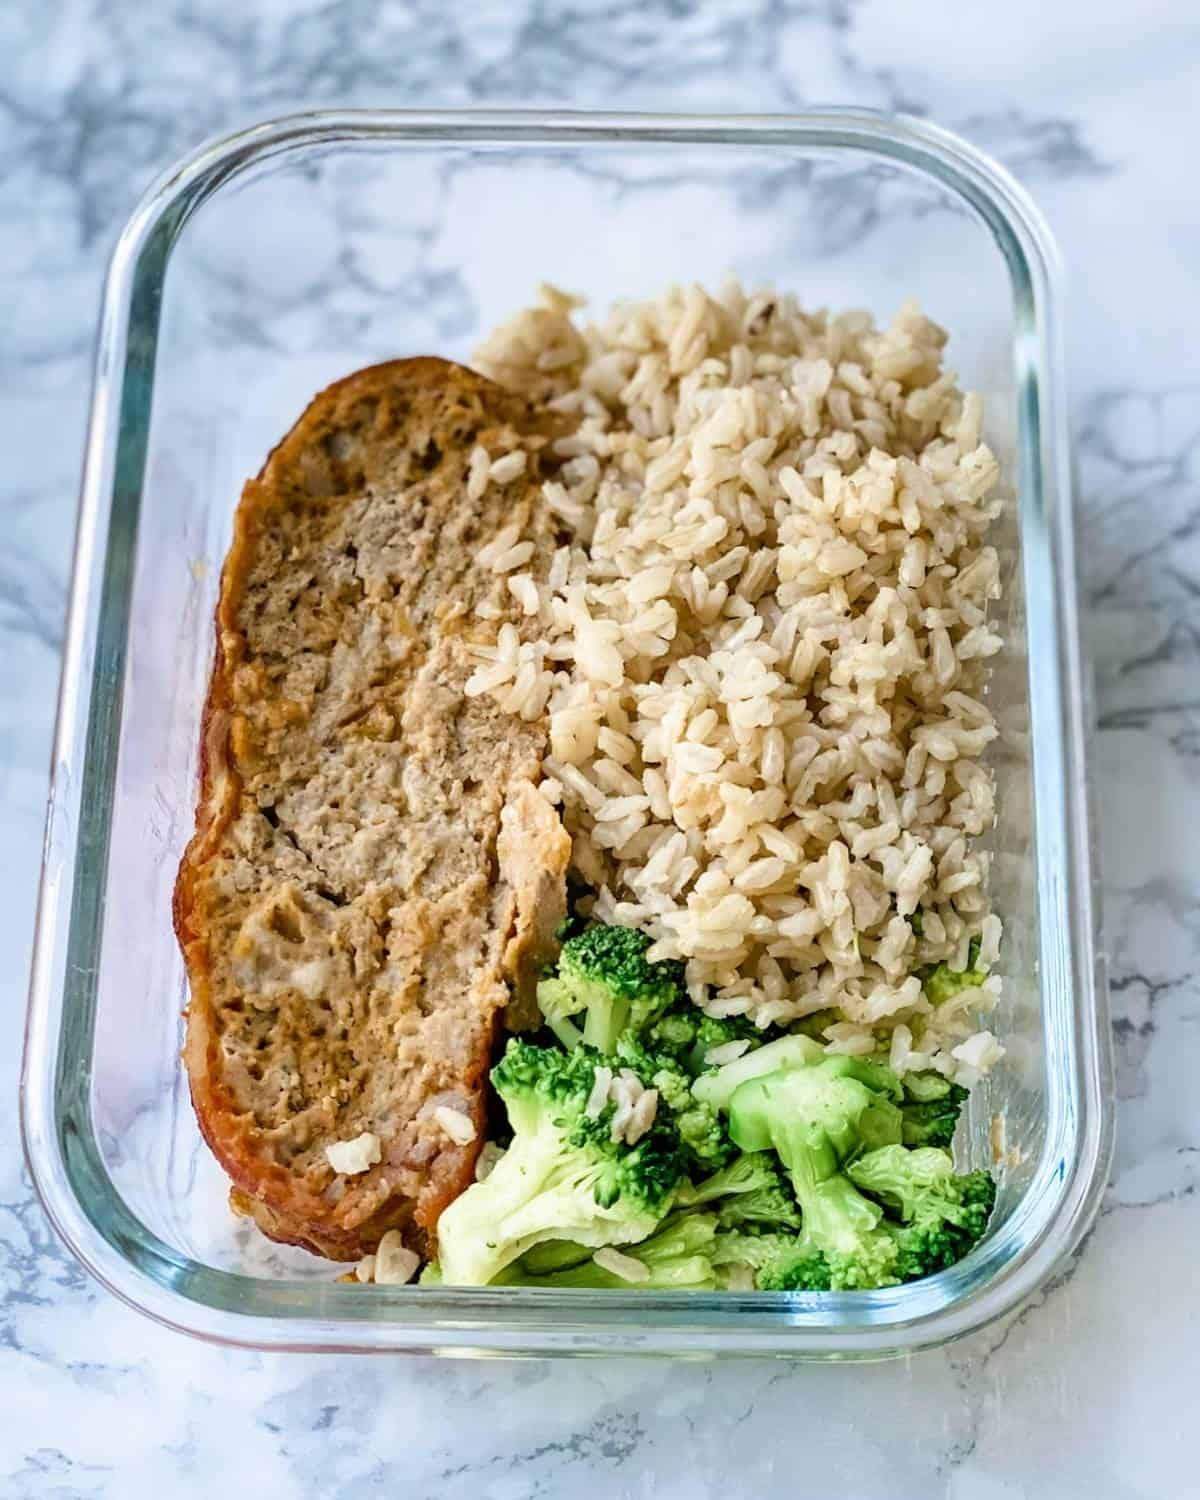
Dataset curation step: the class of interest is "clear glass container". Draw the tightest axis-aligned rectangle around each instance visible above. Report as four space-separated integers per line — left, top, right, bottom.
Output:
21 109 1112 1357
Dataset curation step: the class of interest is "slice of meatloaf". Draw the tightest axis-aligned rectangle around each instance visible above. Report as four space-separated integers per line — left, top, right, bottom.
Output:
173 358 570 1262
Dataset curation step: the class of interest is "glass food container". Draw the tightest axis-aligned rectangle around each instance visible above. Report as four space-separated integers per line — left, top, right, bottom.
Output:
20 109 1112 1357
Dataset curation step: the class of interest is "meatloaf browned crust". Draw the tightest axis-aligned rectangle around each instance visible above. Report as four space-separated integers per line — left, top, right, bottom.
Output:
173 358 570 1262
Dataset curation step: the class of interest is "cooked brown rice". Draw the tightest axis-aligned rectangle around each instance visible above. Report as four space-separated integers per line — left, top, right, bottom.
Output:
467 281 1006 1086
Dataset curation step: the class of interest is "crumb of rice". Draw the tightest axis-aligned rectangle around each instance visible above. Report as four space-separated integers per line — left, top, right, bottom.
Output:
324 1131 382 1176
373 1230 420 1286
951 1031 1005 1072
592 1247 651 1283
586 1064 614 1119
989 1112 1007 1166
433 1105 477 1146
606 1068 658 1144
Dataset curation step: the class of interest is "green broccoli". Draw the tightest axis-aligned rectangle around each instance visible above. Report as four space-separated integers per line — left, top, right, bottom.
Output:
711 1229 833 1291
675 1151 802 1231
500 1212 720 1290
918 934 986 1007
435 1039 685 1286
537 923 685 1053
691 1033 826 1111
902 1071 963 1102
614 1033 734 1173
724 1058 906 1288
640 1005 765 1076
516 1238 595 1276
787 1009 841 1043
682 1014 764 1077
847 1143 963 1219
718 1063 996 1290
900 1072 969 1149
644 1007 700 1060
848 1144 996 1278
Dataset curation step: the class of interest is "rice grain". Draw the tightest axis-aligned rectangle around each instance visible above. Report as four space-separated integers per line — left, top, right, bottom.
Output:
475 282 1006 1084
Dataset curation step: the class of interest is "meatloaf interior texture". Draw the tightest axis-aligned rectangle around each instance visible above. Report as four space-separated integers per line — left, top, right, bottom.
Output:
174 358 570 1261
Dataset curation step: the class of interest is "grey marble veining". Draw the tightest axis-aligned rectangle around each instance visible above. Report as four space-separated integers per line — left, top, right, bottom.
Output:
3 1 1199 1496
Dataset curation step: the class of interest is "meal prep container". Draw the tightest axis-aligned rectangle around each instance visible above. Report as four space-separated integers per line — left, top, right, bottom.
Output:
21 109 1112 1357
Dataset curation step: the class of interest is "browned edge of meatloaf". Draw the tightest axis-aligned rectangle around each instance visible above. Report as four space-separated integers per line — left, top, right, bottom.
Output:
173 357 570 1261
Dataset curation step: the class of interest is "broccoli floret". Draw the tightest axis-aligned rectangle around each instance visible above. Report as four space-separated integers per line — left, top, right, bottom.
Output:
537 923 685 1053
725 1058 907 1289
637 1005 765 1077
908 907 925 937
713 1229 899 1292
757 1246 835 1291
902 1070 960 1102
847 1143 961 1219
615 1034 734 1173
900 1095 968 1149
900 1073 970 1148
692 1034 826 1111
644 1008 700 1060
848 1144 996 1279
683 1014 764 1076
658 1072 735 1173
676 1150 783 1206
676 1151 802 1231
717 1181 803 1232
719 1068 995 1290
725 1055 905 1159
918 935 986 1007
921 963 987 1008
435 1039 685 1286
710 1230 846 1291
500 1212 721 1290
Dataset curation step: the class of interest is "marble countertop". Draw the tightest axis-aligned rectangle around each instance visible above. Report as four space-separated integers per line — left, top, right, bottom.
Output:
4 2 1198 1495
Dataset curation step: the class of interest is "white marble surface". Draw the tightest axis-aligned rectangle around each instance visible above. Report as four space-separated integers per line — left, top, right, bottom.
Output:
4 2 1199 1495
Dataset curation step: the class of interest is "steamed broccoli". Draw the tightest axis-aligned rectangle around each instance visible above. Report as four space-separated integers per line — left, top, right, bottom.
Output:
711 1230 836 1291
644 1008 700 1061
706 1058 994 1289
692 1034 826 1111
675 1151 802 1231
614 1034 734 1173
639 1007 766 1077
500 1212 721 1290
918 934 986 1007
847 1143 967 1219
900 1072 970 1149
683 1015 764 1076
727 1059 906 1288
513 1238 595 1276
537 923 685 1053
848 1144 996 1279
435 1039 685 1286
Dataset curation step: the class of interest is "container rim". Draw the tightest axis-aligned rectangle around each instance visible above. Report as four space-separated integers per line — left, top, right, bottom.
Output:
20 106 1112 1357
